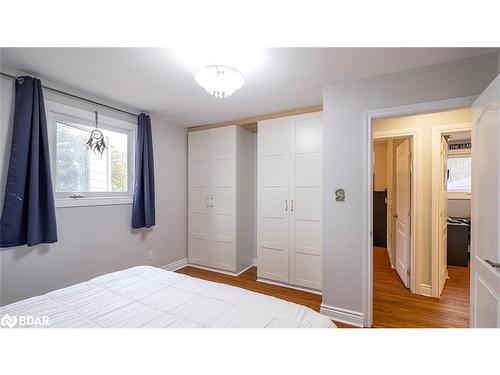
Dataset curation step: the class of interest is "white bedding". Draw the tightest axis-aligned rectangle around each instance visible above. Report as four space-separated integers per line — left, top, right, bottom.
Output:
0 266 335 328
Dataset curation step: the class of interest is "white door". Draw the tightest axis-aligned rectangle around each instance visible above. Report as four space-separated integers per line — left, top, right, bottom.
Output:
438 135 449 295
257 117 291 283
471 74 500 327
386 139 395 267
289 113 323 290
188 130 212 266
211 127 236 272
395 139 411 288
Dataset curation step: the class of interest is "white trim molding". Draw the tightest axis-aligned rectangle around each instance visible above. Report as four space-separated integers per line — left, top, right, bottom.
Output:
56 196 133 208
420 284 432 297
186 263 254 277
257 278 322 295
320 304 364 327
162 258 188 272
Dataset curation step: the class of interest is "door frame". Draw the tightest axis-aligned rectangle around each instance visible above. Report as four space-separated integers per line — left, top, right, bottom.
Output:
373 132 417 294
431 123 472 298
363 95 477 327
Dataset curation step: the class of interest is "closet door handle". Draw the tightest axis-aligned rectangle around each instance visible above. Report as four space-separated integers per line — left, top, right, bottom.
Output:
291 200 294 211
485 259 500 268
285 200 288 211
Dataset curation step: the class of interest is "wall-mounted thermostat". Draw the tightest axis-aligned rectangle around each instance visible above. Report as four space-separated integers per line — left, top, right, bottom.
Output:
335 189 345 202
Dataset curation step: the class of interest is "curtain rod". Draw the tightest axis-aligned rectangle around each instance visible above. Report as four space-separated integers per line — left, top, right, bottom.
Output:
0 71 141 118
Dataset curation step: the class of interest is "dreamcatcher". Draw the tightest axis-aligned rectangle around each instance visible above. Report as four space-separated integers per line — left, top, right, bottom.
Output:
85 111 107 157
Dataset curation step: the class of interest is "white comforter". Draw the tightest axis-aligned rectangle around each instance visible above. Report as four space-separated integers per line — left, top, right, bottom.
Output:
0 266 334 328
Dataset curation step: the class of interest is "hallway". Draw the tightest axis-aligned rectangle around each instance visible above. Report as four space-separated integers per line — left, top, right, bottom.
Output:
373 247 470 328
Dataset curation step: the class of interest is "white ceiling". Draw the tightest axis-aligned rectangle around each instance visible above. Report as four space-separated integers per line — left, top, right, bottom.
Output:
0 48 495 127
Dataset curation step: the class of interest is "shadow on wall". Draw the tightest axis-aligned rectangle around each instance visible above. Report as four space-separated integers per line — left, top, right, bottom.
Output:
12 244 51 261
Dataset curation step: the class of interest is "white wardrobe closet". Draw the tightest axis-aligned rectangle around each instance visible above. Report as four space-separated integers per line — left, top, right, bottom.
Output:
257 112 323 292
188 125 256 275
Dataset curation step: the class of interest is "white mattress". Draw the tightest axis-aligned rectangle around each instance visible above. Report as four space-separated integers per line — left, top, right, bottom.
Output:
0 266 335 328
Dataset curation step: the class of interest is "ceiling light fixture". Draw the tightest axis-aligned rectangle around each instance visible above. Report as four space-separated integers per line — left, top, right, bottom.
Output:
195 65 245 98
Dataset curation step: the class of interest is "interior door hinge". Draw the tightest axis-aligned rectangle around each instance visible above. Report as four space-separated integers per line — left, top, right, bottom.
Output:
407 268 411 276
407 209 411 217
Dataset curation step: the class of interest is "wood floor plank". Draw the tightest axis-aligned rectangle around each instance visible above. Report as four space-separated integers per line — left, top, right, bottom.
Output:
372 247 470 328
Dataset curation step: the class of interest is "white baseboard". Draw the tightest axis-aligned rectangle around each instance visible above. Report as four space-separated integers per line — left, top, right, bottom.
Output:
320 304 364 327
185 263 253 277
162 258 188 272
420 284 432 297
257 278 322 295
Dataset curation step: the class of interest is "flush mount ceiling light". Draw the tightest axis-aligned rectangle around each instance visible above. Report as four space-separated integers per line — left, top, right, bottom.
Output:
195 65 245 98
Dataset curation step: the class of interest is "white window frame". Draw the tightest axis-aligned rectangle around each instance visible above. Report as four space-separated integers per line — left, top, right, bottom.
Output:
46 100 136 208
447 151 472 200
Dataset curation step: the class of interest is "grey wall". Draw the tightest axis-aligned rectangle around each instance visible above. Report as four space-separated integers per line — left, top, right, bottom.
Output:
322 53 498 316
448 199 471 218
0 73 188 306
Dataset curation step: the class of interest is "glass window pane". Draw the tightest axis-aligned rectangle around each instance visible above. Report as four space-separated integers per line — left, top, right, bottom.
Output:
55 121 128 193
447 156 471 193
106 129 128 192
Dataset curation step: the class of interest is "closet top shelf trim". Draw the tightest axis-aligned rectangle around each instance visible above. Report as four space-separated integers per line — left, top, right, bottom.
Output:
187 104 323 133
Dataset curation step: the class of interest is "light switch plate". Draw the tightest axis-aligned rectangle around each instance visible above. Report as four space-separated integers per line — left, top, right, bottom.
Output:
335 189 345 202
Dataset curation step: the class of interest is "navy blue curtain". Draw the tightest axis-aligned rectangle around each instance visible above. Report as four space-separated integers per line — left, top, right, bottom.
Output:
132 113 155 228
0 76 57 247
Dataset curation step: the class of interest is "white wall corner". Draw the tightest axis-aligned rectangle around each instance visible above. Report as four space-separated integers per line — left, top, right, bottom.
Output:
251 257 257 266
320 304 365 328
162 258 188 272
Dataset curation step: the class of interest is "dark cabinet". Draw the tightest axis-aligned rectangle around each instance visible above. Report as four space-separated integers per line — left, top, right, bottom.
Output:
447 218 470 267
373 191 387 248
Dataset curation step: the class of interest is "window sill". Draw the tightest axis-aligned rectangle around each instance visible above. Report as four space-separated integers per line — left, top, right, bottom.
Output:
447 192 471 200
55 196 133 208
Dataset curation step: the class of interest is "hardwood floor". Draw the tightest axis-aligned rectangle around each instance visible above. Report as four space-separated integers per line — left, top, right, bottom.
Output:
177 249 470 328
176 265 352 328
373 246 470 328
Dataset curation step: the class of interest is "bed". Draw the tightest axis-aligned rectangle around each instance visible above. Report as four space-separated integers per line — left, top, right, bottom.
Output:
0 266 335 328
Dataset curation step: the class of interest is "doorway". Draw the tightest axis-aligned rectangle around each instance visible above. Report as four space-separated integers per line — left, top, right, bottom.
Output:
432 129 472 298
373 136 413 290
370 108 472 327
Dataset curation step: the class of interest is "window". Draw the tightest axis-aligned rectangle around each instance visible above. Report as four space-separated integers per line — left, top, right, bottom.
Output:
447 156 471 194
47 101 135 207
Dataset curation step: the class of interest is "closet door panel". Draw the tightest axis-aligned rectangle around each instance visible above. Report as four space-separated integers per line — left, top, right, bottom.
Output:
257 118 291 283
213 241 235 271
292 252 322 288
190 162 210 187
213 159 234 187
295 153 321 187
212 214 233 242
261 155 289 186
188 130 212 267
213 187 234 214
190 238 212 266
190 188 210 212
259 120 290 156
294 187 321 220
260 187 289 217
290 113 322 290
295 116 322 153
210 128 236 272
190 213 210 240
